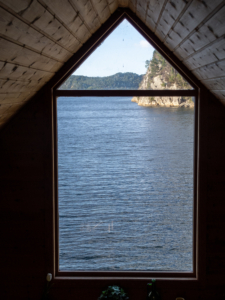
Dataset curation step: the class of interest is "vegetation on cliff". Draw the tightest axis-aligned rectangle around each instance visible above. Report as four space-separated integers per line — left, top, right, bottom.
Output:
133 50 194 107
59 72 143 90
144 50 191 90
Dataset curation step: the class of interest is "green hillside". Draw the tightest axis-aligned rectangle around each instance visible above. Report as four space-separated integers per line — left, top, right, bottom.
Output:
60 72 144 90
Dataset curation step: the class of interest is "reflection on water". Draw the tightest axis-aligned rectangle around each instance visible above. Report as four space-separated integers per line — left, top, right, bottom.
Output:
57 97 194 271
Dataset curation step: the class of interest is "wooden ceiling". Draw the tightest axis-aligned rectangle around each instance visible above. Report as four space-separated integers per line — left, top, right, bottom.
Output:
0 0 225 128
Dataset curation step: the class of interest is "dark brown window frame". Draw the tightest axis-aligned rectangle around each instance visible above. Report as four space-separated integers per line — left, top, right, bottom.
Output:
49 8 206 285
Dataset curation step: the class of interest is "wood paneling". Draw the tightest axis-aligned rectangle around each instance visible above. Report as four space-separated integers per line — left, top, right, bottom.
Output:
69 0 101 33
155 0 188 41
166 0 223 50
202 77 225 90
192 59 225 80
184 37 225 70
1 75 225 299
0 62 53 81
175 5 225 59
0 0 225 128
39 0 91 43
145 0 166 31
0 78 46 93
1 2 225 299
0 37 63 72
0 5 72 61
91 0 112 23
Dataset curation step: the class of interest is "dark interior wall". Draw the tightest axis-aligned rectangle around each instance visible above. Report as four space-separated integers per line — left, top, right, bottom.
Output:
0 90 225 300
204 93 225 286
0 94 52 299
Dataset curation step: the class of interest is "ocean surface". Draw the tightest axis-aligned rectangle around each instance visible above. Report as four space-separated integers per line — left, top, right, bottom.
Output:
57 97 194 271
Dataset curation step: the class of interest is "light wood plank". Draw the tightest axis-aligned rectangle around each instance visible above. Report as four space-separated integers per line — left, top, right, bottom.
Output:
40 0 91 44
0 79 46 93
145 0 165 31
0 61 54 82
0 37 63 72
184 38 225 70
202 77 225 90
69 0 101 33
0 93 21 102
155 0 187 41
4 102 26 114
136 0 147 23
0 0 78 54
0 0 31 13
107 0 118 13
0 31 67 64
0 6 72 62
0 0 81 52
176 5 225 60
167 0 223 50
192 59 225 80
211 90 225 103
128 0 137 12
0 96 29 104
0 91 36 103
118 0 129 7
0 103 12 114
42 0 84 33
91 0 111 24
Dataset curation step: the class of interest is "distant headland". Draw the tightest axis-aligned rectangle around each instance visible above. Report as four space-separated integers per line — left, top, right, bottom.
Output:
59 72 143 90
132 51 194 108
60 53 194 108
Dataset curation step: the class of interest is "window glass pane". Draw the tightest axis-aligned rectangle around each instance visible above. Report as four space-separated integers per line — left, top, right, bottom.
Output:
58 20 192 90
57 96 194 271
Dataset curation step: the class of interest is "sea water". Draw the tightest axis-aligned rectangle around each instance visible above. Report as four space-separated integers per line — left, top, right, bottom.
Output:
57 97 194 271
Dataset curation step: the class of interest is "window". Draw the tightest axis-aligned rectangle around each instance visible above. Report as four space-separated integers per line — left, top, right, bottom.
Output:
52 9 199 281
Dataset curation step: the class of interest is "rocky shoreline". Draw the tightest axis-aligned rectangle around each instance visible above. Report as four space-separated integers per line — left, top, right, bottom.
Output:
132 96 194 108
132 51 194 108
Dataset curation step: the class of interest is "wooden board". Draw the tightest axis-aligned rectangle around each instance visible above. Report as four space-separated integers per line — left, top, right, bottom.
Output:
0 91 36 103
0 103 12 114
175 5 225 60
40 0 91 43
145 0 165 31
0 6 72 62
136 0 147 23
192 59 225 80
0 37 63 72
91 0 112 24
108 0 118 14
184 38 225 70
166 0 223 50
211 90 225 102
0 62 54 82
0 79 46 93
0 0 81 53
155 0 187 41
128 0 137 12
70 0 101 33
202 77 225 90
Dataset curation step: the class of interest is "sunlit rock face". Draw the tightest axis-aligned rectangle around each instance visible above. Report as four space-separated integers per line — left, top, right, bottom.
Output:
132 51 194 108
132 96 194 108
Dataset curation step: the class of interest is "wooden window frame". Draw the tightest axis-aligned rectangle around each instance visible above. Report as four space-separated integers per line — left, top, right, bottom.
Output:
48 8 206 287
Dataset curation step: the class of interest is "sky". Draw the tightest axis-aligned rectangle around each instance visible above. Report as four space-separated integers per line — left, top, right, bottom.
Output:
73 19 155 77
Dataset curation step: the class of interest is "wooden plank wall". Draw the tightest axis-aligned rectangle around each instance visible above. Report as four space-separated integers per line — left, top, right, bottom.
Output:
1 0 225 129
0 0 117 129
128 0 225 104
1 78 225 300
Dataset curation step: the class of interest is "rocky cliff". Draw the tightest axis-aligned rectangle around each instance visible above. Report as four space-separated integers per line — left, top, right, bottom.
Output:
132 51 194 108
